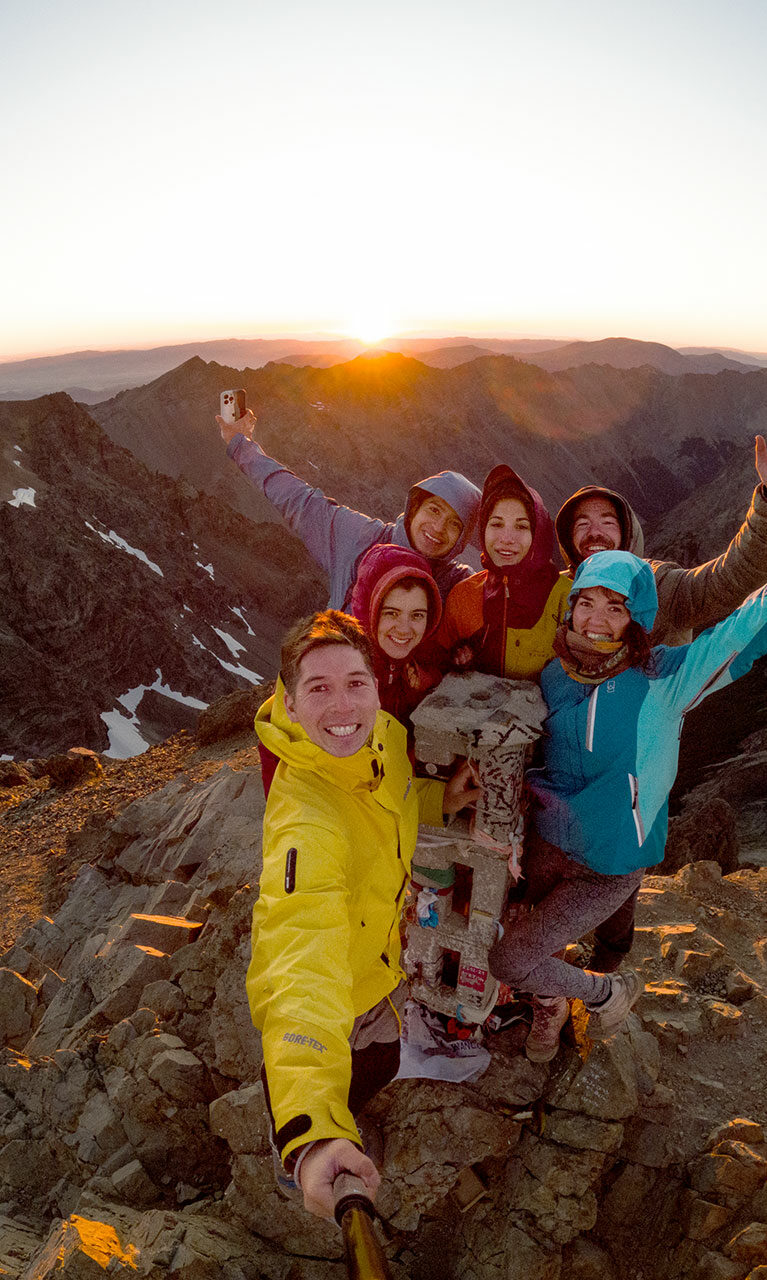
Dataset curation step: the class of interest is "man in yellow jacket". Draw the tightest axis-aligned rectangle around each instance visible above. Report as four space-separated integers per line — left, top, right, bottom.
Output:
247 610 478 1219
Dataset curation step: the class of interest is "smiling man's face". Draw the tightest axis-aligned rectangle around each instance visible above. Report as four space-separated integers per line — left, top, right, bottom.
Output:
283 643 380 757
409 494 463 559
571 497 623 561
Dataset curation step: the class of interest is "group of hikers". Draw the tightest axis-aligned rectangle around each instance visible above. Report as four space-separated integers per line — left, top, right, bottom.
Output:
217 406 767 1220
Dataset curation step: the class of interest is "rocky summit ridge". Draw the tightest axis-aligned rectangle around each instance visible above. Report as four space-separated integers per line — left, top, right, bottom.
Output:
0 706 765 1280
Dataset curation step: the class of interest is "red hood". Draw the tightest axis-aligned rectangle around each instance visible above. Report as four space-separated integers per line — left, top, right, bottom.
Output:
350 543 442 657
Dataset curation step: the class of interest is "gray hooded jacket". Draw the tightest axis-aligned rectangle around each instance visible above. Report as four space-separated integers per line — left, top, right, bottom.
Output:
227 433 481 609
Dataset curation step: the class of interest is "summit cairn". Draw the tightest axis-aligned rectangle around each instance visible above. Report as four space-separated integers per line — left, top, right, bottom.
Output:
404 671 547 1022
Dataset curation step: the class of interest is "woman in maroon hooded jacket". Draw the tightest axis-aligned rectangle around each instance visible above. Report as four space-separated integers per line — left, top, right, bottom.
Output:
349 543 443 733
436 465 569 681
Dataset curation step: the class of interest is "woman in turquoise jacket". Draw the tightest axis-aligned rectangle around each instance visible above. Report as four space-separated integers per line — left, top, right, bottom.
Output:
490 550 767 1062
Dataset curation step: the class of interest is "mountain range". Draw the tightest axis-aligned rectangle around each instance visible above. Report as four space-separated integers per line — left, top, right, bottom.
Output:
2 335 766 402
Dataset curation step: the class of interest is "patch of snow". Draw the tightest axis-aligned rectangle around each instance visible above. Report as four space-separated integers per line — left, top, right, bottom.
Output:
310 402 326 410
192 634 207 649
183 604 192 612
213 626 247 658
215 656 262 685
13 459 21 467
13 445 22 452
0 754 12 762
84 521 164 577
101 709 151 758
150 668 208 710
196 561 215 580
104 670 209 758
8 488 36 508
230 606 255 636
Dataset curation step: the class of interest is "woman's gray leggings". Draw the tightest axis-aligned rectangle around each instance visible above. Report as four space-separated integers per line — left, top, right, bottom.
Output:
489 832 644 1005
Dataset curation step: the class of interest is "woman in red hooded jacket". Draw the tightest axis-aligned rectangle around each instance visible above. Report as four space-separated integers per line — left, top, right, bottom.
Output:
437 465 569 681
349 543 443 733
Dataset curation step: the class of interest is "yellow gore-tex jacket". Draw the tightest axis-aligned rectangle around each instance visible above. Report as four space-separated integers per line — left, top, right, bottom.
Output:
247 681 446 1167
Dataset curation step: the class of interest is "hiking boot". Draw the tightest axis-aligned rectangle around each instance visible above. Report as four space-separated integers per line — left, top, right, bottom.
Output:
586 970 644 1040
525 996 569 1063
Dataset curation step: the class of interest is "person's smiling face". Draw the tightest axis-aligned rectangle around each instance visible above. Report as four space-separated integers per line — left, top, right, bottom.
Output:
484 497 533 567
571 497 623 561
376 584 429 659
283 643 380 757
571 586 631 641
409 495 463 559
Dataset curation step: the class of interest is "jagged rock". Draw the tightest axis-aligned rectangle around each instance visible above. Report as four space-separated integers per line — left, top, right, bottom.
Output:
374 1082 522 1232
43 748 104 789
147 1048 212 1103
519 1130 606 1197
0 760 33 787
599 1162 658 1228
73 1092 128 1165
88 941 173 1024
209 1083 268 1155
544 1110 624 1154
437 1202 562 1280
707 1120 766 1150
724 971 758 1005
226 1152 342 1257
703 1000 744 1039
112 766 264 893
688 1248 750 1279
619 1115 683 1168
21 1212 140 1279
0 1214 45 1273
0 969 38 1043
682 1190 735 1240
110 1159 159 1206
139 979 187 1020
120 913 206 955
662 797 739 876
547 1029 643 1120
724 1222 767 1265
689 1144 767 1209
563 1236 619 1279
196 689 262 745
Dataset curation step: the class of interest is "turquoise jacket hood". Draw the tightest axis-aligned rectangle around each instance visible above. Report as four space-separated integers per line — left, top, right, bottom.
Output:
570 550 658 633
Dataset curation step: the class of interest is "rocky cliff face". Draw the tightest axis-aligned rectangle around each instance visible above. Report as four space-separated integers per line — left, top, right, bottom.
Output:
0 724 765 1279
0 395 324 757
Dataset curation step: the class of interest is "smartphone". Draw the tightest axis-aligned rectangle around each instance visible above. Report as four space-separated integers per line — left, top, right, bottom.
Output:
220 389 248 425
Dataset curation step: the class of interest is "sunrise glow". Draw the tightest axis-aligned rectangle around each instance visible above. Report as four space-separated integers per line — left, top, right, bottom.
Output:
0 1 765 361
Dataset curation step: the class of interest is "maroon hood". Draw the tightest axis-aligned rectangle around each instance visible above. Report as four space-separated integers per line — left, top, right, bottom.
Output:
479 464 557 579
350 543 442 656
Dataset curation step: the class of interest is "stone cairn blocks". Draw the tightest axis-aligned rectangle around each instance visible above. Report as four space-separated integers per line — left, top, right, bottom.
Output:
404 671 547 1022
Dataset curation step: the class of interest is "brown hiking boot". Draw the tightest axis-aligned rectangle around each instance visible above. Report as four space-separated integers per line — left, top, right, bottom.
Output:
525 996 569 1062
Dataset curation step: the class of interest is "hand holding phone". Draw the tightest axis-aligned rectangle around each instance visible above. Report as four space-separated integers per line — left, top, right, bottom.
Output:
217 389 256 445
220 389 247 424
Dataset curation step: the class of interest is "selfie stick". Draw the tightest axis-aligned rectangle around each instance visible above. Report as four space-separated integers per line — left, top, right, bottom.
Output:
333 1173 393 1280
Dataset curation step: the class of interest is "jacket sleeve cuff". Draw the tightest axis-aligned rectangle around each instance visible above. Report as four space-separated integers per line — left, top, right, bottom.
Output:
279 1103 361 1167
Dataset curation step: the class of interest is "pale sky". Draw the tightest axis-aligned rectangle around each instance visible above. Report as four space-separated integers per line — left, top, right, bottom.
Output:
2 0 766 360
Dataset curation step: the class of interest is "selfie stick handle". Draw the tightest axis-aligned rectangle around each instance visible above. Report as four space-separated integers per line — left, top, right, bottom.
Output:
333 1173 392 1280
